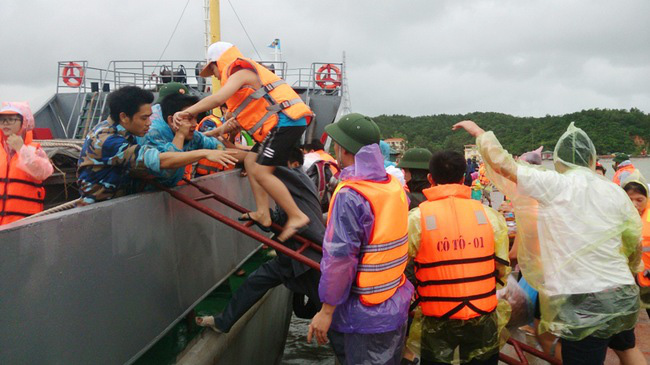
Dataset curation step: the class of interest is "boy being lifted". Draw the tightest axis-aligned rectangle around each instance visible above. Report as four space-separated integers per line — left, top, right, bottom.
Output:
174 42 314 241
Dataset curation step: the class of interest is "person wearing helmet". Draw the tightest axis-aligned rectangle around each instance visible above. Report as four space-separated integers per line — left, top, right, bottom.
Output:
0 102 53 225
397 147 432 210
307 113 413 365
613 153 637 186
174 41 314 242
453 120 642 365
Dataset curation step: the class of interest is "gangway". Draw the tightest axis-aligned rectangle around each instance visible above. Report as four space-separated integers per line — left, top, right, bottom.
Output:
153 178 321 271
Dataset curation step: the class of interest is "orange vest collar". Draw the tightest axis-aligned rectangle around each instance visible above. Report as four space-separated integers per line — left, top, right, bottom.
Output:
217 46 245 80
423 184 471 201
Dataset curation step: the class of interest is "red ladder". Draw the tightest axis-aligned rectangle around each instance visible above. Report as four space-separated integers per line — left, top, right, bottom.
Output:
152 178 321 271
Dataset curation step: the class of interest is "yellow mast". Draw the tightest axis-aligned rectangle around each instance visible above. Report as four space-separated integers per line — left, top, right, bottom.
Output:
209 0 222 115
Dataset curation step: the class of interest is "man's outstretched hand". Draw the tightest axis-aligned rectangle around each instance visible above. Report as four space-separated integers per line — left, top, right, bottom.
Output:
452 120 485 137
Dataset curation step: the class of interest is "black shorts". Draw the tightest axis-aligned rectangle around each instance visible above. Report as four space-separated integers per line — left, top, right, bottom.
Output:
254 126 306 166
561 329 636 364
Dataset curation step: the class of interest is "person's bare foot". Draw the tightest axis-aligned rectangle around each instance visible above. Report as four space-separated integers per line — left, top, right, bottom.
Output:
238 210 272 228
195 316 223 333
277 214 310 242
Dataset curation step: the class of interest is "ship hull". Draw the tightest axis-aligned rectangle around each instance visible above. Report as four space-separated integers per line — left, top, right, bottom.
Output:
0 170 285 364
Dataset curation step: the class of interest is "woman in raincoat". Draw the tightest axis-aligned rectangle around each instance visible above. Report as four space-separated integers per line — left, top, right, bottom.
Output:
0 102 53 225
622 173 650 315
453 120 643 365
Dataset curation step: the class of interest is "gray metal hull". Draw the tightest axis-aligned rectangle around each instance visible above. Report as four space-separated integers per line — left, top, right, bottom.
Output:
177 286 292 365
0 171 277 364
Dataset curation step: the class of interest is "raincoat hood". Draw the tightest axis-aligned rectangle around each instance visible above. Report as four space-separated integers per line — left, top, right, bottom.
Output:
339 143 388 182
379 140 396 168
1 101 34 138
553 122 596 171
621 170 649 198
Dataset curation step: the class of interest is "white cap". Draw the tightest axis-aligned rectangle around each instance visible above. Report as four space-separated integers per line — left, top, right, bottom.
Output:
199 41 234 77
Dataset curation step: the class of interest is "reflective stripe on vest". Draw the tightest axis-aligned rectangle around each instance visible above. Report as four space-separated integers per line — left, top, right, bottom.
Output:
415 184 497 320
218 46 313 142
327 175 409 306
1 131 46 225
638 205 650 287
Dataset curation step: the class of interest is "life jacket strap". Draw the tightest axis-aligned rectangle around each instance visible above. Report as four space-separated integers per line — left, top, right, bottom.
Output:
4 195 45 204
0 211 33 217
248 98 304 135
417 287 497 303
357 253 408 272
351 276 403 295
643 247 650 253
359 235 408 253
417 270 496 286
435 299 495 320
0 178 43 188
231 80 288 119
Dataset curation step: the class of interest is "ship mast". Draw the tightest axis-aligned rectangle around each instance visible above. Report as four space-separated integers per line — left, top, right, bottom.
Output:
204 0 222 112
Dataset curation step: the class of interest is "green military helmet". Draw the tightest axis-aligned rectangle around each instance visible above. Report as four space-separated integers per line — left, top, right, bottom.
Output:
325 113 380 154
397 148 432 170
613 152 630 164
155 82 190 104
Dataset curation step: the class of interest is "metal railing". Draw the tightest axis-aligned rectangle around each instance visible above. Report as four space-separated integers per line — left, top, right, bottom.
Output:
54 58 344 139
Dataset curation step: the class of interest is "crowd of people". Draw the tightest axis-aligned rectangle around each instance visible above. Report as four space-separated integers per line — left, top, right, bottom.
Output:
1 40 649 365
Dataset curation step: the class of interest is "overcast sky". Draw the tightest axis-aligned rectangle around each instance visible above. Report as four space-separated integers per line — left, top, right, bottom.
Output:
1 0 649 117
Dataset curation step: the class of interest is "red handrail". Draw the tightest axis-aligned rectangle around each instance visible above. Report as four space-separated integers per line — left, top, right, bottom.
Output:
182 178 322 253
499 338 562 365
153 181 321 271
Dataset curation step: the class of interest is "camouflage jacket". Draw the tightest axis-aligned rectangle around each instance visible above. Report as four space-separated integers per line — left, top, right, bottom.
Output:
77 120 160 204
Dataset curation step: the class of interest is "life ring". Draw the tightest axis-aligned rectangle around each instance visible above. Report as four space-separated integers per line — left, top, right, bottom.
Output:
62 62 84 87
315 64 342 89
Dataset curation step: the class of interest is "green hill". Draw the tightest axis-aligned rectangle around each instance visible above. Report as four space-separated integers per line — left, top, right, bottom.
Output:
373 108 650 155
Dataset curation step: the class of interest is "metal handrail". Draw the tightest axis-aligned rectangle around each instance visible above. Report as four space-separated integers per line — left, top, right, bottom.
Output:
153 179 321 271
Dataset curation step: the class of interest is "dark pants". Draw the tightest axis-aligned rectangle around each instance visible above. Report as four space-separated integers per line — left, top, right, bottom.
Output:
328 324 407 365
560 328 636 365
420 353 499 365
214 256 321 332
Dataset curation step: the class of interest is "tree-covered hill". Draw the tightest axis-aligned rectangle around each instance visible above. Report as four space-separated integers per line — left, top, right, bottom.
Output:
373 108 650 155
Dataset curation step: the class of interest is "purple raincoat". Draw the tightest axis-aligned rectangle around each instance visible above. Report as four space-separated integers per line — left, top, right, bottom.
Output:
319 143 413 334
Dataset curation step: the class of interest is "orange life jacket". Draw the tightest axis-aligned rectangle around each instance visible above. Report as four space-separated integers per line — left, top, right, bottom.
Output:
638 205 650 287
613 164 637 186
315 150 339 175
217 46 313 143
0 131 46 225
415 184 498 320
195 116 234 176
328 175 409 306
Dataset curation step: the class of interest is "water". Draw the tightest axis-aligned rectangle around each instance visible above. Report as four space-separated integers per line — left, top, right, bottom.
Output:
280 158 650 364
281 315 335 364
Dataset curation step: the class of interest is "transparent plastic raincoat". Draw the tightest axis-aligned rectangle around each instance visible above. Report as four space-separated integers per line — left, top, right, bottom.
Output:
476 122 641 341
406 196 511 363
